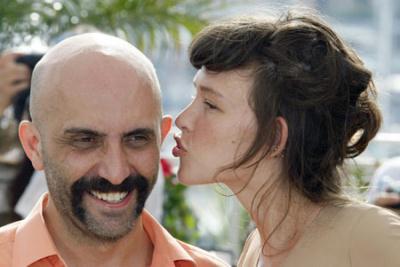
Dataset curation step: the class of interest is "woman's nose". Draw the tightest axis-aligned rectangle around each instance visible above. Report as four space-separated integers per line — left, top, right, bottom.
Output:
175 102 195 132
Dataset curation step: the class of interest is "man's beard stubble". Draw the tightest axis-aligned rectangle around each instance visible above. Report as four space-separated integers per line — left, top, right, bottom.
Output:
45 161 155 242
72 175 152 239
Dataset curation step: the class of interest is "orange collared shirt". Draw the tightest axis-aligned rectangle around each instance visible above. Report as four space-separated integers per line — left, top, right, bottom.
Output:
0 193 229 267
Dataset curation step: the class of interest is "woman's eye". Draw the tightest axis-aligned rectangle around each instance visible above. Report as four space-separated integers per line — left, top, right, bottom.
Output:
204 100 218 110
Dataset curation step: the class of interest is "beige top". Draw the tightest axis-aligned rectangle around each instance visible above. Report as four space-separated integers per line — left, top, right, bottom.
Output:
237 202 400 267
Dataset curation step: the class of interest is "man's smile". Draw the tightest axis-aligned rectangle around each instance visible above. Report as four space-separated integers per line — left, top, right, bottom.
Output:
89 190 129 204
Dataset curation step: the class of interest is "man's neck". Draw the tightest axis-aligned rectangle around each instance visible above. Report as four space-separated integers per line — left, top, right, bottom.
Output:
43 199 153 267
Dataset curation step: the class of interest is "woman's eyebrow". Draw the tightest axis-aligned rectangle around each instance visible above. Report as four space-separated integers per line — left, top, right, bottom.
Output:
194 82 224 99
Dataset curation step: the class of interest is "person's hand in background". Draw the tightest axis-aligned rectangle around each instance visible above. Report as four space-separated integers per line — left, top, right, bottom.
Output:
373 192 400 208
0 53 30 114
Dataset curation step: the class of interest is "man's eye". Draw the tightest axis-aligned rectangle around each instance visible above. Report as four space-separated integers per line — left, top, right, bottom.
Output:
78 137 95 142
125 135 149 147
71 136 98 149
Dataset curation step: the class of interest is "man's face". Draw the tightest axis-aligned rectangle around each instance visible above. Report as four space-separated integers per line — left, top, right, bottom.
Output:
37 53 166 241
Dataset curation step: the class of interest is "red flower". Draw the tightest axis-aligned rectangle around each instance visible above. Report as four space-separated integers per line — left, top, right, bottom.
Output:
160 158 174 178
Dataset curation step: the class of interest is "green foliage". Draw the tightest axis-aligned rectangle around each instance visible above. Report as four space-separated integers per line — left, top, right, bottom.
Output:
0 0 220 51
162 176 199 244
343 162 374 201
238 204 252 248
351 165 370 194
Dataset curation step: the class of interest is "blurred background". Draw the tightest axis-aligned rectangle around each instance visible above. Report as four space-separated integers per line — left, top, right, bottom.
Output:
1 0 400 265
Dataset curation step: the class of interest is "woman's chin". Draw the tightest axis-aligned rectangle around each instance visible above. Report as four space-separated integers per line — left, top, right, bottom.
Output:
176 170 212 186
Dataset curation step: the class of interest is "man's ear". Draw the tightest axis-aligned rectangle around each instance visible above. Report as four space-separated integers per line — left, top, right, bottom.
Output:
19 121 44 170
160 115 172 143
271 116 288 157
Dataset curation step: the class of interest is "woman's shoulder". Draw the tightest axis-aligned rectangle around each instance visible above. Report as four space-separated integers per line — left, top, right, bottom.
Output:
343 201 400 237
324 201 400 238
285 202 400 267
335 201 400 225
334 202 400 266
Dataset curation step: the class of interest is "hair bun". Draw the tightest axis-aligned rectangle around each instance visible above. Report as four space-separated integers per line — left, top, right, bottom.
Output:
346 89 381 158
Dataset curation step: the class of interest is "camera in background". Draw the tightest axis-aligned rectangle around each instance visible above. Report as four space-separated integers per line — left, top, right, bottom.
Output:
13 54 43 121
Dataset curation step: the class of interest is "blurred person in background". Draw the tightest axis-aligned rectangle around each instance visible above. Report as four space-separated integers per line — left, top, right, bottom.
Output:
0 52 35 225
173 10 400 267
0 33 228 267
367 157 400 214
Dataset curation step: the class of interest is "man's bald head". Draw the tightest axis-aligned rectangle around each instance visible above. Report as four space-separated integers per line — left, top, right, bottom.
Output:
30 33 161 130
17 34 174 244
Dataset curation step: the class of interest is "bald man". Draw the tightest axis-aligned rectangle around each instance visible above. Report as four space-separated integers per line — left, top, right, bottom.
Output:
0 33 228 267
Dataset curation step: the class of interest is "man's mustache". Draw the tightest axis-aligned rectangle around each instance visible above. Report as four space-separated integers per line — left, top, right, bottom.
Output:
70 174 151 223
72 175 149 194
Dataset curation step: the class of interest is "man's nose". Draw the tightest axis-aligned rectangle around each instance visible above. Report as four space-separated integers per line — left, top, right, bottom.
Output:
98 143 131 185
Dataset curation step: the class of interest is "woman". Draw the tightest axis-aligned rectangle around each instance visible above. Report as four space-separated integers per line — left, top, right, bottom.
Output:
172 11 400 267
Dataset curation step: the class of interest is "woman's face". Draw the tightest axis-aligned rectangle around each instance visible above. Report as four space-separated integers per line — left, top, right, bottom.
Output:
173 67 257 185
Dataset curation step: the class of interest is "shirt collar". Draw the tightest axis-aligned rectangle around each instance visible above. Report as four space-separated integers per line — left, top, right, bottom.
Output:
12 193 60 267
142 210 196 267
12 193 196 267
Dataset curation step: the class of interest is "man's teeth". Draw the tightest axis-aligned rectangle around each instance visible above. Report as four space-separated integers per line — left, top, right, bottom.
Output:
90 191 128 203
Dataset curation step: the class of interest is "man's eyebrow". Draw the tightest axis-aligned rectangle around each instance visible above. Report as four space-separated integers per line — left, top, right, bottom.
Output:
194 82 224 98
63 127 156 138
64 128 105 137
123 128 156 138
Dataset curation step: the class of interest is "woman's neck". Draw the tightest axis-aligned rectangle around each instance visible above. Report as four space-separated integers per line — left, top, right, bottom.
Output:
225 158 322 260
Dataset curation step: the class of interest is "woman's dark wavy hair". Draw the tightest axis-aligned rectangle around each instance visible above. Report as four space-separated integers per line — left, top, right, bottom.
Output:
189 11 381 204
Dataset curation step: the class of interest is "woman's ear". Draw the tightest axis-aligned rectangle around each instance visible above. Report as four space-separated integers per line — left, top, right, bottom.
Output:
19 121 44 170
271 116 288 158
